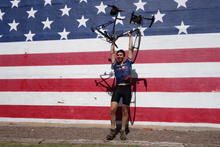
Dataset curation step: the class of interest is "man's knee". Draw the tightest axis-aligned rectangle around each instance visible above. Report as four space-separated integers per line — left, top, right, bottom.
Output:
122 105 129 116
110 102 118 113
110 107 117 114
110 102 118 114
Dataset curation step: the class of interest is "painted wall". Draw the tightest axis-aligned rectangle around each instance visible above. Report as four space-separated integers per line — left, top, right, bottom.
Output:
0 0 220 128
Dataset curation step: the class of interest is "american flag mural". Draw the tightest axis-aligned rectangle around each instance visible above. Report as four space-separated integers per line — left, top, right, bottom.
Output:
0 0 220 127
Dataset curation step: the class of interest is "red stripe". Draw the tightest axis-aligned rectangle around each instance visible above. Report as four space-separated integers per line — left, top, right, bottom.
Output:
0 105 220 123
0 78 220 92
0 48 220 66
136 47 220 63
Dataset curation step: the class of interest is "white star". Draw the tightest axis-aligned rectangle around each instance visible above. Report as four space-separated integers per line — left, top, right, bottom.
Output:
44 0 52 6
175 21 190 34
154 10 165 23
60 5 71 16
8 20 19 31
174 0 188 8
42 17 53 30
58 28 70 40
94 28 106 38
77 15 89 28
134 0 147 11
138 26 147 36
95 2 107 14
10 0 20 8
0 35 2 38
24 30 35 41
27 7 38 18
79 0 87 3
0 9 5 20
114 13 125 25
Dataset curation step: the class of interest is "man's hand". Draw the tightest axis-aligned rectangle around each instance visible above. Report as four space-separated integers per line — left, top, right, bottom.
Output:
127 31 132 37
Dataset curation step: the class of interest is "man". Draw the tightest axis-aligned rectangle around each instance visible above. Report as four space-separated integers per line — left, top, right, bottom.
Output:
106 33 133 140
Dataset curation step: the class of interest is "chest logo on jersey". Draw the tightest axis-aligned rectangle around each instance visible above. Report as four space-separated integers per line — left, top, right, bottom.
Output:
116 65 128 71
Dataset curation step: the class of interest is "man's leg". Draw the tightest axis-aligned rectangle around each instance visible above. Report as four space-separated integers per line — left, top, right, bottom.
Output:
120 104 130 140
121 104 129 130
115 104 129 140
121 85 131 131
106 101 118 140
110 101 118 129
120 84 131 141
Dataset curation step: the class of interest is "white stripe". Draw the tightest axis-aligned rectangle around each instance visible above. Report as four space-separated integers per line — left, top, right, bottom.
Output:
0 92 220 108
0 33 220 55
1 117 220 128
0 62 219 79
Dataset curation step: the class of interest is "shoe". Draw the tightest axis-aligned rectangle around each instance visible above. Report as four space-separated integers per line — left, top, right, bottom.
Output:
106 129 116 140
120 130 127 140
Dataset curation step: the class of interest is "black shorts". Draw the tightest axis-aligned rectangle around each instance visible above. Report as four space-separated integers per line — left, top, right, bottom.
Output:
111 85 132 105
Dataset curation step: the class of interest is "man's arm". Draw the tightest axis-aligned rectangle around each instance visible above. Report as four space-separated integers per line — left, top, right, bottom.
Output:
127 32 133 59
110 43 116 64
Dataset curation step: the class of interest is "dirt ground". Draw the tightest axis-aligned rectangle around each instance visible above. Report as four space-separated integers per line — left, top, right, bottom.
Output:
1 122 220 147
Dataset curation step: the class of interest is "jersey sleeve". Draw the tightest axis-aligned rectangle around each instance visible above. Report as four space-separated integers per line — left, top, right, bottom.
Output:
127 58 133 65
111 61 117 70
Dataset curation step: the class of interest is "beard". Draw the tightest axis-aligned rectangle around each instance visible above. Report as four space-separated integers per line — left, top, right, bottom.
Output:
117 57 124 63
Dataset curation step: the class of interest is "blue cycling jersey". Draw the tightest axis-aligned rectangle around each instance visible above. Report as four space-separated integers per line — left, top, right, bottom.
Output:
112 59 133 84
